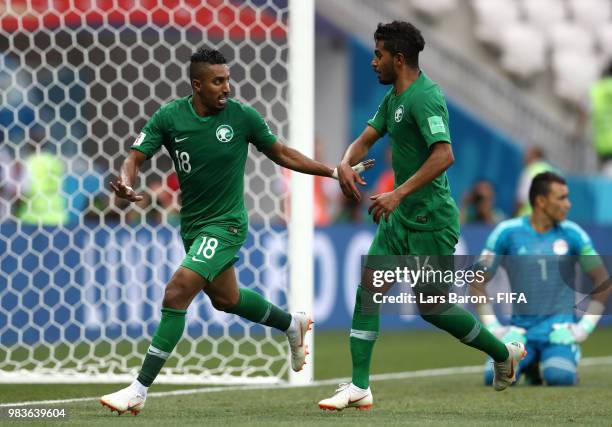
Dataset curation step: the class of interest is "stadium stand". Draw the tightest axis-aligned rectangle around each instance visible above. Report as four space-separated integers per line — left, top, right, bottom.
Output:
596 23 612 61
472 0 612 110
410 0 458 22
567 0 612 29
521 0 568 36
472 0 521 48
548 22 596 55
552 51 602 106
412 0 612 108
498 22 547 80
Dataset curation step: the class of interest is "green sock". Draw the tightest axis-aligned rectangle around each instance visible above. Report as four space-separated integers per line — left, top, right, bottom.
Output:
137 307 186 387
350 286 380 389
227 288 292 331
421 304 509 362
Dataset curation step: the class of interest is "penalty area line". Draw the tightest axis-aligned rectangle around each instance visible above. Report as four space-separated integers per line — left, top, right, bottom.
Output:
2 356 612 408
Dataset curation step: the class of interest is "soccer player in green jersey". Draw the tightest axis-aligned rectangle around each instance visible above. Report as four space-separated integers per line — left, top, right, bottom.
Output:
100 47 371 415
318 22 526 411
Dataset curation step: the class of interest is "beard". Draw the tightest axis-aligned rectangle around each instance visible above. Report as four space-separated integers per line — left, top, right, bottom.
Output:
376 68 394 85
378 76 393 85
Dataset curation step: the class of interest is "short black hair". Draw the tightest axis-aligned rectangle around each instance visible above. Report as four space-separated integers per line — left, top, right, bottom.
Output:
529 171 566 208
374 21 425 68
189 47 226 80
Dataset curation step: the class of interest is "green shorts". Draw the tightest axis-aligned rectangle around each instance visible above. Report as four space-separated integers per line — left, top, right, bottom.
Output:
364 213 459 297
367 213 459 257
181 225 246 282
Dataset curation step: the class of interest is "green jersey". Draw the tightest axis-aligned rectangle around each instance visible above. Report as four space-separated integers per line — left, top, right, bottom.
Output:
367 71 459 232
131 96 277 241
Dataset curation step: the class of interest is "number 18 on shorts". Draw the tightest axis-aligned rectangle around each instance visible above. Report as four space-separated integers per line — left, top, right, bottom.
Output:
181 230 243 282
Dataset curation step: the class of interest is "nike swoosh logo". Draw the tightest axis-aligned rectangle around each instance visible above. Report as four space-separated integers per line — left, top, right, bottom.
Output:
175 136 189 143
507 363 515 379
127 400 143 410
348 395 368 404
191 256 207 263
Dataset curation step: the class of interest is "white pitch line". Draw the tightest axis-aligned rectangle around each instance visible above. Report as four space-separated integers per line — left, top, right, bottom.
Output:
2 356 612 408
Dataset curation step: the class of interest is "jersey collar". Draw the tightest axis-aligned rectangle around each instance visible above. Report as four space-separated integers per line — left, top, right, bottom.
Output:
524 215 559 237
187 95 216 122
392 70 424 98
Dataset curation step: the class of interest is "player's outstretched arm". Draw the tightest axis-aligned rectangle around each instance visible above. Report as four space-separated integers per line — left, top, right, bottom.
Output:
337 125 380 201
109 149 147 202
262 141 335 177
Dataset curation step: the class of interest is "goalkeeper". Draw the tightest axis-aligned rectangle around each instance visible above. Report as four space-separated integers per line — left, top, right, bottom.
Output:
100 47 373 415
473 172 611 386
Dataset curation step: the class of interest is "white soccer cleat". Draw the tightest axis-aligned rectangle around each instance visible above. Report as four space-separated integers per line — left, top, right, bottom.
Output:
318 383 373 411
285 312 312 372
100 385 146 416
493 341 527 391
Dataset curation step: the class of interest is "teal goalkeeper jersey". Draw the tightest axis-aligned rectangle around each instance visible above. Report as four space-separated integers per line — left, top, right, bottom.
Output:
483 217 600 341
131 96 277 241
367 71 459 232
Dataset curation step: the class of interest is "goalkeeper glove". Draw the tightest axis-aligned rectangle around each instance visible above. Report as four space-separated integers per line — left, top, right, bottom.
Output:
484 318 527 344
550 318 596 345
478 304 527 344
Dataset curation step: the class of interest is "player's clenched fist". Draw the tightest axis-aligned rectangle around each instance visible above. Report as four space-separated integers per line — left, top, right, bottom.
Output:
109 179 144 202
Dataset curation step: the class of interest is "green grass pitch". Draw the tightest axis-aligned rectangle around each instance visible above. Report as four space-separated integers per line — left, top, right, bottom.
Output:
1 327 611 426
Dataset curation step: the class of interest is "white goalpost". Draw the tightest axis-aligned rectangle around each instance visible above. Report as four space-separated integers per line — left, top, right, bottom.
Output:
288 0 315 385
0 0 314 385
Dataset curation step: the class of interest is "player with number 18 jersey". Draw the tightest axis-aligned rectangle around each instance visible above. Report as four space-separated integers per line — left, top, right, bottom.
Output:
132 96 276 281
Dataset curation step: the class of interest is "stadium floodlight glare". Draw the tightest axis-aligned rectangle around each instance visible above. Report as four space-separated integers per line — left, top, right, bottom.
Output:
0 0 314 385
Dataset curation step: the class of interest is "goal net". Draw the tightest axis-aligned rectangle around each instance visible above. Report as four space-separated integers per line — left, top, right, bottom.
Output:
0 0 312 384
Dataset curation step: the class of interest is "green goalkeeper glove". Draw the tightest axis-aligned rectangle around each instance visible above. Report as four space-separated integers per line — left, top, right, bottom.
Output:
550 318 596 345
486 318 527 344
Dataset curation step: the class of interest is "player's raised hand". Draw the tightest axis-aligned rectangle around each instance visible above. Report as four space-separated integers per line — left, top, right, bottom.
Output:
368 191 401 224
109 179 144 202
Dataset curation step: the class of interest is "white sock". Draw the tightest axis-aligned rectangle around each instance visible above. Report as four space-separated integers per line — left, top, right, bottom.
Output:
285 314 296 334
350 383 368 393
130 379 148 395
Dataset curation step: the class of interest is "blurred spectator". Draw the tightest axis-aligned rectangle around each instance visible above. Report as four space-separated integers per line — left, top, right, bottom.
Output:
374 146 394 194
16 144 67 226
460 180 506 225
84 191 114 223
64 157 104 224
127 189 152 225
333 196 364 223
281 137 341 226
515 146 557 217
148 177 180 226
86 173 180 227
590 61 612 176
0 146 26 220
